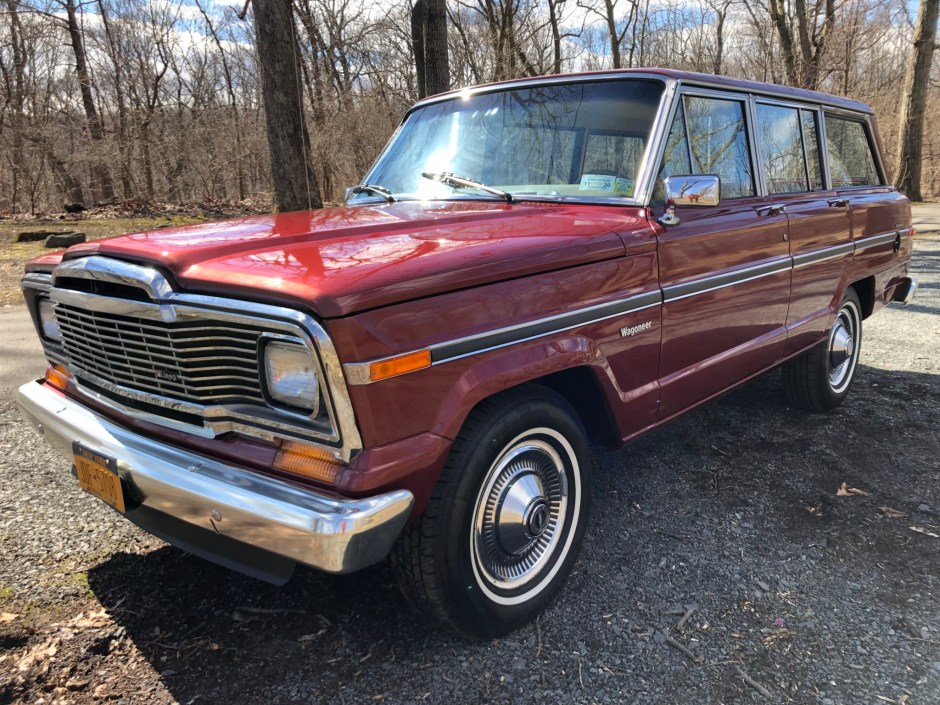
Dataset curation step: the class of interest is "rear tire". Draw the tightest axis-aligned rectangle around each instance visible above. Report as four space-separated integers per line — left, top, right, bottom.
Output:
783 288 862 411
391 386 592 639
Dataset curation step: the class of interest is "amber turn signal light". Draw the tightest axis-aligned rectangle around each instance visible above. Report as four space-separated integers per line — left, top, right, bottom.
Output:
44 364 71 391
369 349 432 382
273 440 343 484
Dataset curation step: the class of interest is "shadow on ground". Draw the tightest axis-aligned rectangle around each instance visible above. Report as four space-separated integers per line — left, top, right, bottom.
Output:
82 363 940 704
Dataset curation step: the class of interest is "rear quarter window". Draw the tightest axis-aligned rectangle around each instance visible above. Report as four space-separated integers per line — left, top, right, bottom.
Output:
825 116 881 188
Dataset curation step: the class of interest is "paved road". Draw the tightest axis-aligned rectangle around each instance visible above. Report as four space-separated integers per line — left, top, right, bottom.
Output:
912 201 940 235
0 304 46 398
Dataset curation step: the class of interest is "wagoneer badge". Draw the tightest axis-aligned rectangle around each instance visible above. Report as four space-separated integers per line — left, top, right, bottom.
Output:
620 321 652 338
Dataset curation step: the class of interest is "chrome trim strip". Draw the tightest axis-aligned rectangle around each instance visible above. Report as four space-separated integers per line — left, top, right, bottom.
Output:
634 79 679 205
792 241 855 268
28 256 362 462
21 272 52 292
662 258 791 303
17 380 413 574
431 290 662 363
854 231 898 251
343 290 663 385
342 226 910 385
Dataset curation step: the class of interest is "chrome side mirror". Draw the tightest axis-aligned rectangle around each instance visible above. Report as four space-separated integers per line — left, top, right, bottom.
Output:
343 186 356 203
658 174 721 226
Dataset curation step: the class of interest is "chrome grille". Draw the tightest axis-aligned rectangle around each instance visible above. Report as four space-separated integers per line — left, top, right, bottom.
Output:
55 303 273 406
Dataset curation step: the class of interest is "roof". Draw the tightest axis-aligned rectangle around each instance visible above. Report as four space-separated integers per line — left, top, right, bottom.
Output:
416 68 873 115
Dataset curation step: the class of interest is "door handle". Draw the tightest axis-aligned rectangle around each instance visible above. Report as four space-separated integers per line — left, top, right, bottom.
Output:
828 198 849 208
756 203 786 216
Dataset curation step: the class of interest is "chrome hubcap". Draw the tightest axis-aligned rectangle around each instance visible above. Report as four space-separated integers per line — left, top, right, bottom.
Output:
829 325 853 368
828 303 859 392
473 438 568 591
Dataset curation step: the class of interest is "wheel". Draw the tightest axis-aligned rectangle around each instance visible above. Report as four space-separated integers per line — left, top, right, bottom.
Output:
391 386 592 639
783 288 863 411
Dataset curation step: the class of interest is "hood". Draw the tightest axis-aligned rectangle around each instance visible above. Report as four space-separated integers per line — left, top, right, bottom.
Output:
62 201 651 318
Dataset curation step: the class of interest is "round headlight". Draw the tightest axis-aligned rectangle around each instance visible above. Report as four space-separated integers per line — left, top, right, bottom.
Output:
38 299 62 342
263 341 320 414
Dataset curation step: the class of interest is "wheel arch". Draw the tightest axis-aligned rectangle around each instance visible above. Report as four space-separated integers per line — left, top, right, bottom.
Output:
530 367 620 447
850 275 876 319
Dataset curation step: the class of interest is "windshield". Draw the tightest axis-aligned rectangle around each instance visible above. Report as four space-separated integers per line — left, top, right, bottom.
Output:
352 79 665 204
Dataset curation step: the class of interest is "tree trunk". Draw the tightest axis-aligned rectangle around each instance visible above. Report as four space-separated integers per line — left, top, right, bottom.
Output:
548 0 562 74
767 0 800 86
250 0 322 211
412 0 450 98
63 0 114 203
4 0 26 214
604 0 621 69
895 0 939 201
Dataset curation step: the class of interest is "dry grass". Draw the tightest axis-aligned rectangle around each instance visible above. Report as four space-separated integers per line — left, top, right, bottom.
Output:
0 216 207 306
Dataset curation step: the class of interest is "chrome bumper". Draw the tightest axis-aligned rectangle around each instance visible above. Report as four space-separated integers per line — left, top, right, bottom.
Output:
16 381 413 579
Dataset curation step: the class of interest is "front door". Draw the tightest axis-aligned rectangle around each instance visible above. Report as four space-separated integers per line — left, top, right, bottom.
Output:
652 91 791 419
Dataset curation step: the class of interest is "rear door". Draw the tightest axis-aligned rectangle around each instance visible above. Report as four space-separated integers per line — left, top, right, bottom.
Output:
751 100 854 355
653 90 791 419
824 112 910 278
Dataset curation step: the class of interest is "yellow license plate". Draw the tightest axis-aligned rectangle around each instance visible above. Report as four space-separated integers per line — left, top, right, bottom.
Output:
73 442 125 512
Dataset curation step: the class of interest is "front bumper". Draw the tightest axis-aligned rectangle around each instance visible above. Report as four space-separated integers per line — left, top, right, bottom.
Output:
17 380 413 582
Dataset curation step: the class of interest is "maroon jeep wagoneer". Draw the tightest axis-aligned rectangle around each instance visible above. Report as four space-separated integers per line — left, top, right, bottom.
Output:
18 69 917 638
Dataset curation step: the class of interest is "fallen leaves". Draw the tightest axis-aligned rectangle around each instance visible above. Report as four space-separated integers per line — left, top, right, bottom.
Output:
880 507 908 518
836 482 869 497
909 526 939 538
71 609 111 630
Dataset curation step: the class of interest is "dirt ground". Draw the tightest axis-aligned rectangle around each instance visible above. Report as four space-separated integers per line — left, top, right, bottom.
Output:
0 234 937 705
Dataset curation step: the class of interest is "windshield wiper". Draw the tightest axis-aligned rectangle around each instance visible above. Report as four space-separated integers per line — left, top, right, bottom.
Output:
421 172 515 203
350 183 396 202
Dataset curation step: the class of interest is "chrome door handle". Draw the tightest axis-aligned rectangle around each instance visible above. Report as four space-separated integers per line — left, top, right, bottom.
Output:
757 203 786 216
828 198 849 208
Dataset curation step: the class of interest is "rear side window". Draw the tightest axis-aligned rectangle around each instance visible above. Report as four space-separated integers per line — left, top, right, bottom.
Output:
755 104 808 194
655 95 755 200
825 116 881 188
755 104 825 194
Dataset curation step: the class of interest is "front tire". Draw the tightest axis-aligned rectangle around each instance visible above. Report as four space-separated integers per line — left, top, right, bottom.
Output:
783 288 863 411
391 386 591 639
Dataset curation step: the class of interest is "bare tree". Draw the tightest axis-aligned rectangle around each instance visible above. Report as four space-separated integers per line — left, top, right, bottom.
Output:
766 0 836 89
895 0 939 200
578 0 638 69
249 0 322 211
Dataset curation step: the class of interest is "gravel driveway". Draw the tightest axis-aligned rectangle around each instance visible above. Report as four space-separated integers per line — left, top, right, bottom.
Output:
1 237 938 705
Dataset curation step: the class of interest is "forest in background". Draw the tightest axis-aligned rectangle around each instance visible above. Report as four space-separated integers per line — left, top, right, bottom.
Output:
0 0 934 215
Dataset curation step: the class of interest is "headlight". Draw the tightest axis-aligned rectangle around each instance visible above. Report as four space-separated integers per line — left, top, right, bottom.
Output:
263 341 320 414
38 299 62 342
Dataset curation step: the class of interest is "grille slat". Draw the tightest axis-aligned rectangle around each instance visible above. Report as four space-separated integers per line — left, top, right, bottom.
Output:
55 305 267 338
55 302 271 406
